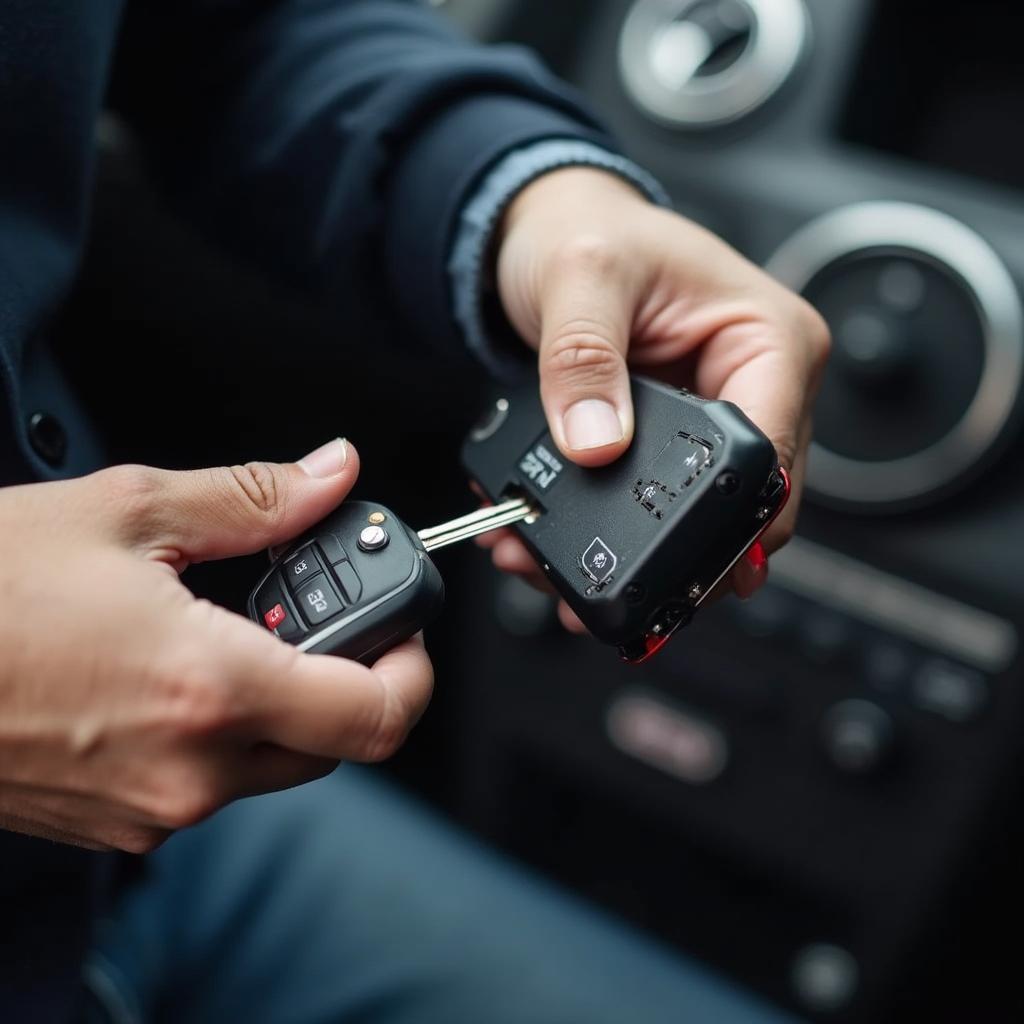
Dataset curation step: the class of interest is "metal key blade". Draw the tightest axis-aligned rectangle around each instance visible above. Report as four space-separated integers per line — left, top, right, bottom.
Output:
418 496 536 552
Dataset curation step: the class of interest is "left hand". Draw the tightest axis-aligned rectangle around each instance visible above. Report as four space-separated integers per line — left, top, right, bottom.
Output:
478 167 830 629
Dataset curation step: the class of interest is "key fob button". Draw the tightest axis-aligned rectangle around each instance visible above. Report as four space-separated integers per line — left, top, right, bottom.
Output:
358 525 389 551
582 537 618 585
256 576 302 641
247 500 445 665
332 560 363 603
264 603 287 630
283 546 321 587
295 572 344 626
316 533 347 565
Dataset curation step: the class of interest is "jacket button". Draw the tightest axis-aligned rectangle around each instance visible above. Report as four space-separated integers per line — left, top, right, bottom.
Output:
27 412 67 466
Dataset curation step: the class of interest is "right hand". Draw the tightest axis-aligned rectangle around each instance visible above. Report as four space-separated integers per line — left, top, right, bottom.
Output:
0 439 433 853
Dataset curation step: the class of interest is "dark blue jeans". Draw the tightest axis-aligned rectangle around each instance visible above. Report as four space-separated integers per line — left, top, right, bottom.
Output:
84 768 799 1023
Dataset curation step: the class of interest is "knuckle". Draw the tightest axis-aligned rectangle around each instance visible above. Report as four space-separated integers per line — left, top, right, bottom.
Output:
555 233 621 278
361 685 415 763
156 791 219 831
795 299 832 364
159 659 235 738
145 767 224 830
545 327 625 389
225 461 286 523
362 718 408 763
113 825 170 856
94 464 163 527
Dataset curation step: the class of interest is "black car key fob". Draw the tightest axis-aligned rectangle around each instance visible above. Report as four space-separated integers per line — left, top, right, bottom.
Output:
461 376 789 662
248 501 445 664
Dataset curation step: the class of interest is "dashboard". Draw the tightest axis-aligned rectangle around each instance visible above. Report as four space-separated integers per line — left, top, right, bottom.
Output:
438 2 1024 1021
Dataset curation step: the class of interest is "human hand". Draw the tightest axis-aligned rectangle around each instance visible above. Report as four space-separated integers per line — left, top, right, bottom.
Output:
0 440 433 852
480 166 829 628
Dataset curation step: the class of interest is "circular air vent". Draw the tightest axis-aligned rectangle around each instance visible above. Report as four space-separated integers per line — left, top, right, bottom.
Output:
768 203 1024 512
618 0 808 128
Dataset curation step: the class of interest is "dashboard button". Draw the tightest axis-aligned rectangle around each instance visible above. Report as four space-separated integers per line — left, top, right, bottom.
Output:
821 699 895 776
799 612 849 663
912 659 988 723
864 642 912 693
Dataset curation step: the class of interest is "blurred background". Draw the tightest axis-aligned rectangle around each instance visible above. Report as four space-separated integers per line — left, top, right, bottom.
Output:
59 1 1024 1020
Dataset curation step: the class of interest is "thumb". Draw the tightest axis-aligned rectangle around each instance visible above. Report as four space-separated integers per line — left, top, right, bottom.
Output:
131 438 359 564
537 250 636 467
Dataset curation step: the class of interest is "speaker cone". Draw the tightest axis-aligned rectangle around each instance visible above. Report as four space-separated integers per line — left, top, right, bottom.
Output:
768 203 1024 512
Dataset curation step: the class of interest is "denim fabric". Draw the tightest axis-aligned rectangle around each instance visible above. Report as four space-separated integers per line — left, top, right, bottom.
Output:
83 769 801 1024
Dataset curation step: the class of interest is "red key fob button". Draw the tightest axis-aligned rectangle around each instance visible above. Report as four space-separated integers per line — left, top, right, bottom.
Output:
264 603 287 630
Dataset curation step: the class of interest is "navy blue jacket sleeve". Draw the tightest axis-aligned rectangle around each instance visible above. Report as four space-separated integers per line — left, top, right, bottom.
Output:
110 0 617 355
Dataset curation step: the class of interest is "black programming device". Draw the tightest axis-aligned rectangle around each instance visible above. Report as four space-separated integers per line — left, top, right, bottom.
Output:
461 376 789 661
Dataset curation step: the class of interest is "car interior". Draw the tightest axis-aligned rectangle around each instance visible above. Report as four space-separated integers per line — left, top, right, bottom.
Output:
58 1 1024 1020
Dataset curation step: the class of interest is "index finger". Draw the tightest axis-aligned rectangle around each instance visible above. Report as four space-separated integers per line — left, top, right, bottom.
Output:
695 320 826 554
700 343 808 476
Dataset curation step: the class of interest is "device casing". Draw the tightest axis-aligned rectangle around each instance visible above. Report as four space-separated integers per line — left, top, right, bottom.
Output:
461 377 787 660
247 501 445 665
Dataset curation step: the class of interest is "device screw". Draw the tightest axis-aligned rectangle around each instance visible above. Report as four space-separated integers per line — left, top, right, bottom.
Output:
358 525 389 551
716 471 741 495
687 583 703 601
624 583 645 604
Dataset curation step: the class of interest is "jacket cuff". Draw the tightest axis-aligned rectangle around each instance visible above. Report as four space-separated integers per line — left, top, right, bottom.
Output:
383 93 614 359
448 139 672 380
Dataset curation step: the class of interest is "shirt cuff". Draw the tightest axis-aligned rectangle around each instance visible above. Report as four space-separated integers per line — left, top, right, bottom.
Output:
448 139 673 381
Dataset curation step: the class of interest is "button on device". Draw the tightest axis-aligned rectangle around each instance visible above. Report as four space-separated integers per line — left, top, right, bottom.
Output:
358 525 389 551
256 576 302 640
645 432 713 493
332 560 363 603
295 573 344 626
317 533 347 565
681 438 712 486
582 536 618 584
632 478 676 519
283 546 321 587
264 603 287 630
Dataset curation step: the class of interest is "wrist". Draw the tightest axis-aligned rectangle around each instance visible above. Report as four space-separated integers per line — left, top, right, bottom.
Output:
500 165 654 244
449 140 669 379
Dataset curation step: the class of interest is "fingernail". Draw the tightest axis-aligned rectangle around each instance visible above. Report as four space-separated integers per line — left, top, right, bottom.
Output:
297 438 348 478
744 541 767 572
563 399 624 451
